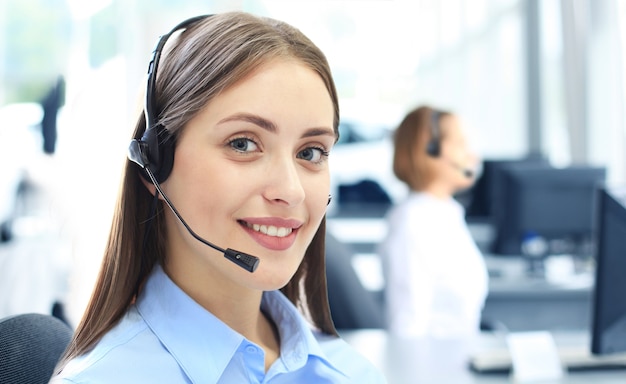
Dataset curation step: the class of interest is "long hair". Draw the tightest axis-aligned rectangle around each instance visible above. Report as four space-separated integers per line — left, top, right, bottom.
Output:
58 11 340 367
392 105 451 191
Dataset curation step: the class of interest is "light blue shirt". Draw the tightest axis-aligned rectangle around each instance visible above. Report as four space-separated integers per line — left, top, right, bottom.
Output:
52 266 386 383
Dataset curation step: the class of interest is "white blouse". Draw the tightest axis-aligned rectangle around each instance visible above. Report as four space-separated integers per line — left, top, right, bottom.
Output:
378 192 489 339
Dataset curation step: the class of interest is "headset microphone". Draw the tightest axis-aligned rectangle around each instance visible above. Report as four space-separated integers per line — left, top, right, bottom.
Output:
129 140 260 272
450 160 475 179
462 168 474 178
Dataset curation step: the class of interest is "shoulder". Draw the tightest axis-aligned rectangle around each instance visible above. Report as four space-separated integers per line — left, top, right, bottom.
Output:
53 308 181 384
315 332 387 383
394 193 436 215
385 194 438 232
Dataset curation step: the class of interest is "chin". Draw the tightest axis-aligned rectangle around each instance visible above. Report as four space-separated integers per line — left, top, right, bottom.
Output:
249 263 299 291
457 179 475 190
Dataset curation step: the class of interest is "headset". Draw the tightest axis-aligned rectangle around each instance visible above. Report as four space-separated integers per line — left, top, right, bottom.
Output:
426 109 442 158
127 14 260 273
128 14 211 184
425 108 474 178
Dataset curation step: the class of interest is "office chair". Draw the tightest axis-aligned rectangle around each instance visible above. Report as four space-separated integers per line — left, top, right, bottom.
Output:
0 313 73 384
325 232 385 330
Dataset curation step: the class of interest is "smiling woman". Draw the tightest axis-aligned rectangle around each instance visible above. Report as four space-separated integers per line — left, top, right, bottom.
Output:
50 11 386 384
161 59 336 290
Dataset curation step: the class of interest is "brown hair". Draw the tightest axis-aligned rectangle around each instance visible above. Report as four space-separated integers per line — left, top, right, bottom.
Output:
58 11 340 368
392 105 452 191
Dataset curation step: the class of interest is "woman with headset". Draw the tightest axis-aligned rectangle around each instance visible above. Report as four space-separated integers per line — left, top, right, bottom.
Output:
378 105 489 340
51 12 384 383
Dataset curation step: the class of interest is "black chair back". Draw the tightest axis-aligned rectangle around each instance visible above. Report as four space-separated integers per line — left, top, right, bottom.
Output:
326 233 385 330
0 313 73 384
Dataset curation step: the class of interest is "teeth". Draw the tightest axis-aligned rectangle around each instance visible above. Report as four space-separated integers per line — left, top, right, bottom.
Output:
246 222 293 238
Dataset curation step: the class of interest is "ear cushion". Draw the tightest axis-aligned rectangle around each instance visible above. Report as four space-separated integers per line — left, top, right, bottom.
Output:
426 138 440 157
136 123 176 183
427 109 441 158
155 136 175 183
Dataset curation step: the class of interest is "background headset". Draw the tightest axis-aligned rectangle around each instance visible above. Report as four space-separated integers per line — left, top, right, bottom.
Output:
426 109 442 158
425 109 474 178
127 14 260 273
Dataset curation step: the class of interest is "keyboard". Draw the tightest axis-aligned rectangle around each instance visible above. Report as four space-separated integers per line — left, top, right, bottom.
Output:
469 344 626 373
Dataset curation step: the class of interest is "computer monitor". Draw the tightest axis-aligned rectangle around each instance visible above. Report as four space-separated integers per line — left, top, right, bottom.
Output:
591 185 626 355
491 164 606 256
464 156 549 222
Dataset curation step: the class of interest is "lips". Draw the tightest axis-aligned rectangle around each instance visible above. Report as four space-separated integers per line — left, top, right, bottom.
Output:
243 222 293 237
238 218 303 251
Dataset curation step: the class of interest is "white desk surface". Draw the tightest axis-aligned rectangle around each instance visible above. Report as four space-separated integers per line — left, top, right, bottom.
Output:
340 329 626 384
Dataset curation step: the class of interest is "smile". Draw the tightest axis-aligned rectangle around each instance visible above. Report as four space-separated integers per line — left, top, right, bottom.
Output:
243 222 293 238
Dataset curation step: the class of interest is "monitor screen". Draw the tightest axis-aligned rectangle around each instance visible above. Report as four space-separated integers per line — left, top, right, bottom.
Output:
464 156 549 221
591 185 626 355
491 164 606 256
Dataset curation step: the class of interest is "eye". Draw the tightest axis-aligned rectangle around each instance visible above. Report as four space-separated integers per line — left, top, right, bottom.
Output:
297 146 329 164
228 137 259 153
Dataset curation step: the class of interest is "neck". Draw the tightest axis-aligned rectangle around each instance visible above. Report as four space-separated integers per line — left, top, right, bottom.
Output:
420 183 454 200
163 256 281 371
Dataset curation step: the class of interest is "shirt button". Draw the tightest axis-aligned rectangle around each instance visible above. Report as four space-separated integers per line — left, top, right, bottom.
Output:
246 345 258 354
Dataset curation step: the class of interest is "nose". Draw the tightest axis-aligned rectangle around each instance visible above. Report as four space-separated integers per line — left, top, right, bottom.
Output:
262 156 306 207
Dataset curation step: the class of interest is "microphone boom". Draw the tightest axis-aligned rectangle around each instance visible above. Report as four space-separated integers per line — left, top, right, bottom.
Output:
133 154 260 273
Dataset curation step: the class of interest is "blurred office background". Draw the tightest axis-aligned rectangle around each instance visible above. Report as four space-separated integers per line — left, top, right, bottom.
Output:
0 0 625 335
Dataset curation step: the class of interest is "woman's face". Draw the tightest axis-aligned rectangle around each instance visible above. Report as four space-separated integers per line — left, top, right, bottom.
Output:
160 59 336 291
435 115 479 192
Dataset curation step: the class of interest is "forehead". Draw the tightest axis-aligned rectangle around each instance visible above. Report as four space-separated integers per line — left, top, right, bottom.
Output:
221 60 331 110
179 59 335 139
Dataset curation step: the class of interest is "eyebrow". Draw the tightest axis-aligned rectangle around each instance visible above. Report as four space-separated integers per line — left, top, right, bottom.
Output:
217 112 336 139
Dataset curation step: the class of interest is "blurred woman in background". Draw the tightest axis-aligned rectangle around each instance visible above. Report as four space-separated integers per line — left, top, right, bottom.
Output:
379 105 488 339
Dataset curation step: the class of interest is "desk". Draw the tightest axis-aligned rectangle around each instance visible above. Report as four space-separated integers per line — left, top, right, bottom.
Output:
327 216 597 331
340 329 626 383
482 256 594 331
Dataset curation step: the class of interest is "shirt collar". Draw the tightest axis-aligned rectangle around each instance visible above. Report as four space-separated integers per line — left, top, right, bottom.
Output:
261 289 342 375
136 265 245 383
136 265 344 383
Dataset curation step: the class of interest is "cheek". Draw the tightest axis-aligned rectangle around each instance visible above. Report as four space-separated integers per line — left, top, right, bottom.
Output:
309 198 328 228
444 143 465 161
167 150 226 213
306 174 330 208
